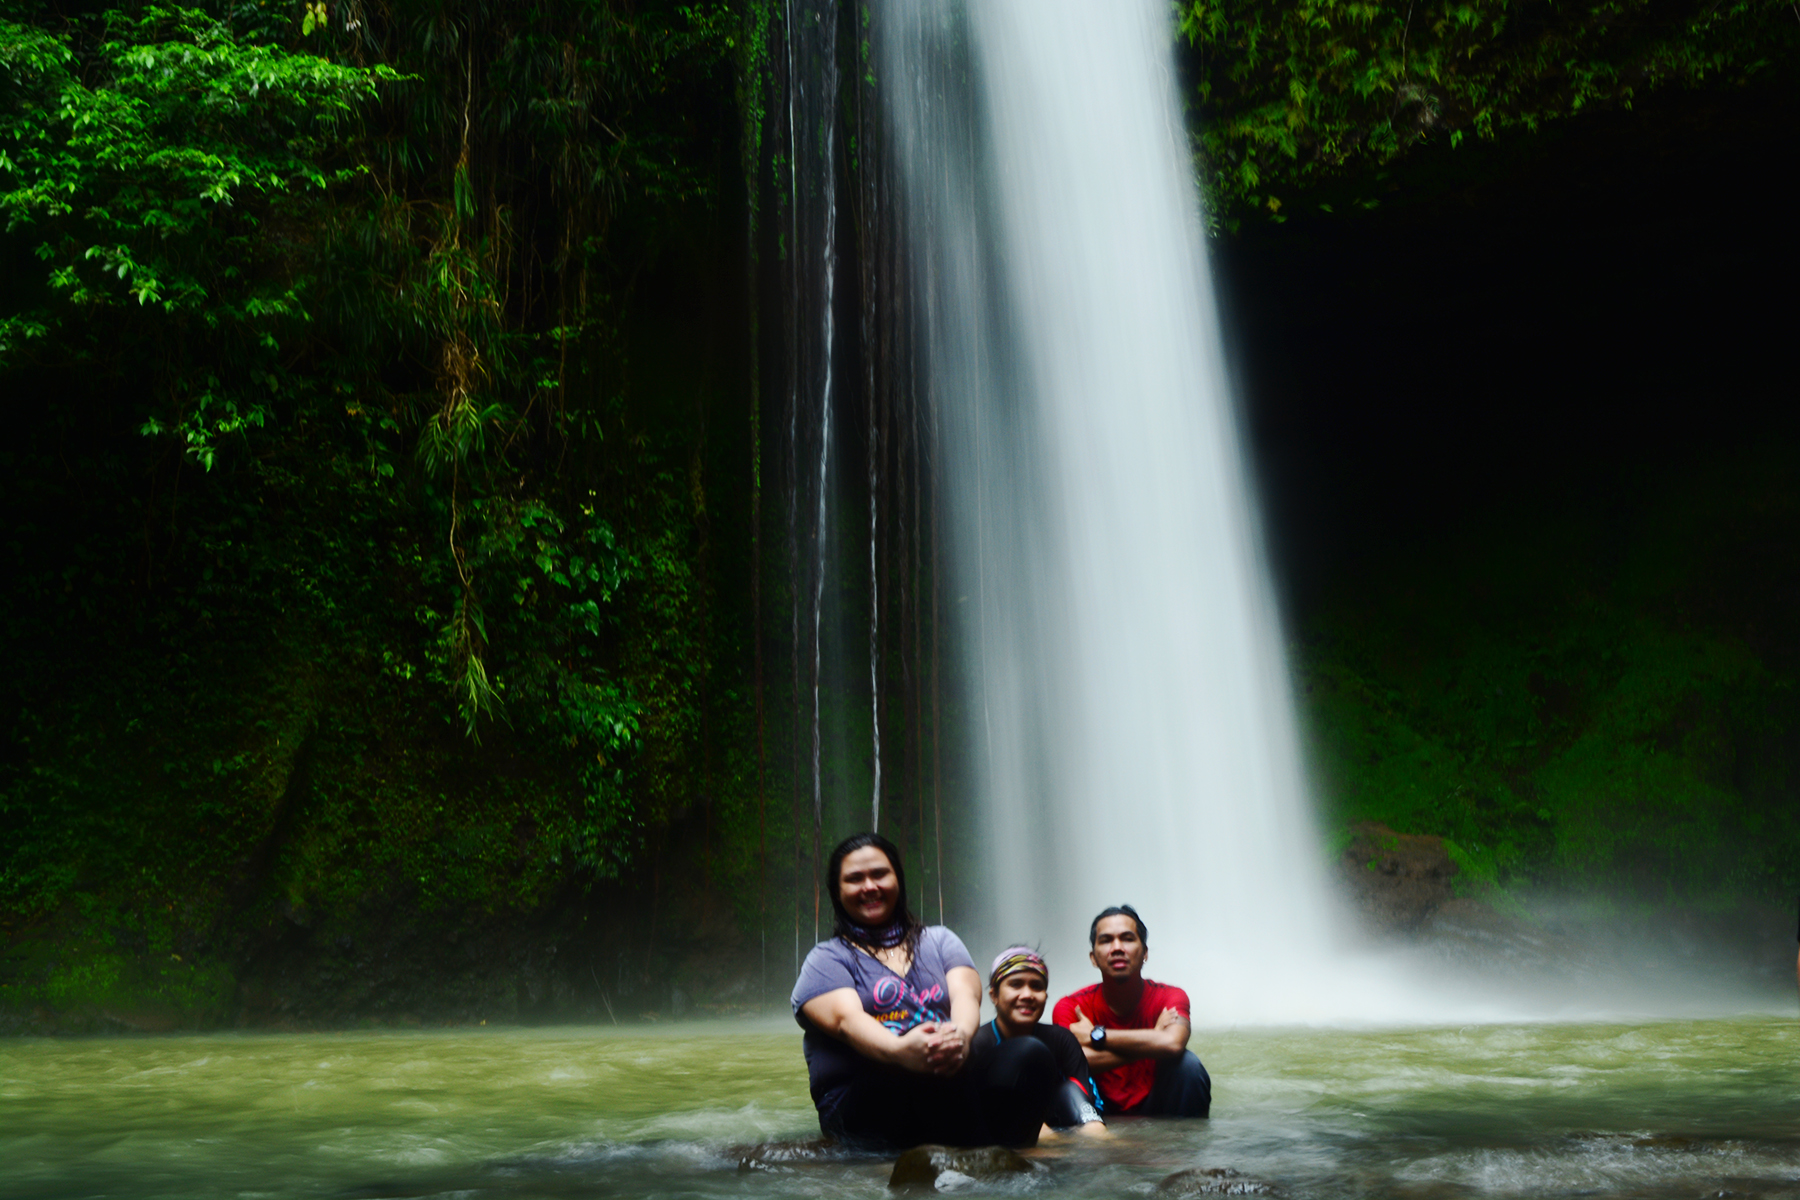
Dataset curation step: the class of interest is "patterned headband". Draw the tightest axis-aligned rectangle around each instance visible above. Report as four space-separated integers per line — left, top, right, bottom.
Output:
988 946 1048 988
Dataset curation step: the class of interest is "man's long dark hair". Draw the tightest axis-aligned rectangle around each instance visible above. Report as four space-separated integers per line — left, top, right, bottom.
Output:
826 832 925 956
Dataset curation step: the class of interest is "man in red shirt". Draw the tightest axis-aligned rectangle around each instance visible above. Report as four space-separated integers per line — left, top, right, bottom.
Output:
1051 905 1211 1117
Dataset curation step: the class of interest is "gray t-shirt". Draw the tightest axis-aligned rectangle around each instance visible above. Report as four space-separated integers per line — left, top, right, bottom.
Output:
790 926 975 1110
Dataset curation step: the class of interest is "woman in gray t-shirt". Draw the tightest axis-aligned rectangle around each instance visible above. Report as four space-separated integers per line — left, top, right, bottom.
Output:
791 833 1061 1148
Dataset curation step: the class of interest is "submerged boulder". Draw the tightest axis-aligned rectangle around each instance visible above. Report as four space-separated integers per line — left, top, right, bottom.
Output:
733 1137 841 1171
889 1145 1037 1190
1158 1166 1281 1196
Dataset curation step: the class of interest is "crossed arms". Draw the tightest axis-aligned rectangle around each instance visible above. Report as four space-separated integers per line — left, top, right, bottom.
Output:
1065 1004 1189 1073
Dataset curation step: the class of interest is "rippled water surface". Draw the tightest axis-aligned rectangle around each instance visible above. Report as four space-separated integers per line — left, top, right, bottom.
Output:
5 1017 1799 1199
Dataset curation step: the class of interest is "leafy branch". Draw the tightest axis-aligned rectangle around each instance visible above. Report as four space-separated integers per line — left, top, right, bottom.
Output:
1175 0 1799 223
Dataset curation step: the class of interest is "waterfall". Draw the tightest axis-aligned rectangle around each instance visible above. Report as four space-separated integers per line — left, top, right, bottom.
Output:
881 0 1344 1022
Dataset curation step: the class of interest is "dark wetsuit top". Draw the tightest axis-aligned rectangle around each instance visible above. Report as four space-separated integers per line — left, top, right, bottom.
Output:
970 1020 1103 1127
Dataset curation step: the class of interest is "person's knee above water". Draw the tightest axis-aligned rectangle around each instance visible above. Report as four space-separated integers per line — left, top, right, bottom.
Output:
789 833 1063 1149
969 945 1106 1137
1051 904 1212 1119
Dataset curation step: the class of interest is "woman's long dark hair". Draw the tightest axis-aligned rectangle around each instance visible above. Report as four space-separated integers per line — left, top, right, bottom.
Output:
826 832 925 956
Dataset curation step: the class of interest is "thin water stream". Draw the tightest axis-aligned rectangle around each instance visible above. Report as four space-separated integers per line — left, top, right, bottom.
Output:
7 1018 1797 1199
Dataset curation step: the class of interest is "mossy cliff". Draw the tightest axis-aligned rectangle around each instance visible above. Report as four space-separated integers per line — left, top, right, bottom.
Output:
1302 452 1800 913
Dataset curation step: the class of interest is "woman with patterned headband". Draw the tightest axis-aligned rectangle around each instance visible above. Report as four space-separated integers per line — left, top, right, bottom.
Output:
791 833 1067 1148
970 946 1106 1136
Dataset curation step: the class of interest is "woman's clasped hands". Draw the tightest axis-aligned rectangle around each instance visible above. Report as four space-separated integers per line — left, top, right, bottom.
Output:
893 1019 967 1075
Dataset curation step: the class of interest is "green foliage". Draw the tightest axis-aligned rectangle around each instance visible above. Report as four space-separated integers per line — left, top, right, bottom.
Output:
0 0 757 1020
477 493 647 874
1300 453 1800 909
0 6 398 465
2 894 236 1020
1174 0 1799 223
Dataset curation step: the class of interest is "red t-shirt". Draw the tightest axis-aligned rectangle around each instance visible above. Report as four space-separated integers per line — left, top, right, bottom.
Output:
1051 979 1190 1113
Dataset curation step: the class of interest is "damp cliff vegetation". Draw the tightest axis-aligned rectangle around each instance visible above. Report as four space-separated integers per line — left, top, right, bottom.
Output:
0 0 771 1030
1 0 1796 1030
1298 450 1800 916
1173 0 1799 225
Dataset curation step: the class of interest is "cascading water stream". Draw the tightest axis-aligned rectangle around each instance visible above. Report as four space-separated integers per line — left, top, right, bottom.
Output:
867 288 882 834
809 154 835 886
783 0 802 971
881 0 1366 1022
781 0 844 949
862 101 883 834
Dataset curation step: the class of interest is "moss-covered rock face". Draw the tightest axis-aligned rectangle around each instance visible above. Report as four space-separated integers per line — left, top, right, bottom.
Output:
0 606 671 1033
1300 449 1800 911
1337 822 1460 933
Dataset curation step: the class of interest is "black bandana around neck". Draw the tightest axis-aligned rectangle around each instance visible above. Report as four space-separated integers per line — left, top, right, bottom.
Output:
846 920 908 949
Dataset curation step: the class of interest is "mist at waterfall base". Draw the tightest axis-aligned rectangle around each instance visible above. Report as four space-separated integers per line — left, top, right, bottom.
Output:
881 0 1785 1026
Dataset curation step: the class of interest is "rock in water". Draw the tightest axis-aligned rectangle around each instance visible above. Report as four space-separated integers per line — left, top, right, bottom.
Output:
1338 821 1458 933
732 1137 840 1172
1158 1167 1281 1196
889 1145 1036 1190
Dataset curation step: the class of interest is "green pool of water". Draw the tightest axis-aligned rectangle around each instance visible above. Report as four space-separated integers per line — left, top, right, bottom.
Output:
5 1016 1798 1199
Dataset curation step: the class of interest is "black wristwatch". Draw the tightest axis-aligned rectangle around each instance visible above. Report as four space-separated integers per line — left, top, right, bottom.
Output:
1089 1027 1107 1048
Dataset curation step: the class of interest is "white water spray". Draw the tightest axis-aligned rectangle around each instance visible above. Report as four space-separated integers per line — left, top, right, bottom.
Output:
882 0 1353 1023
